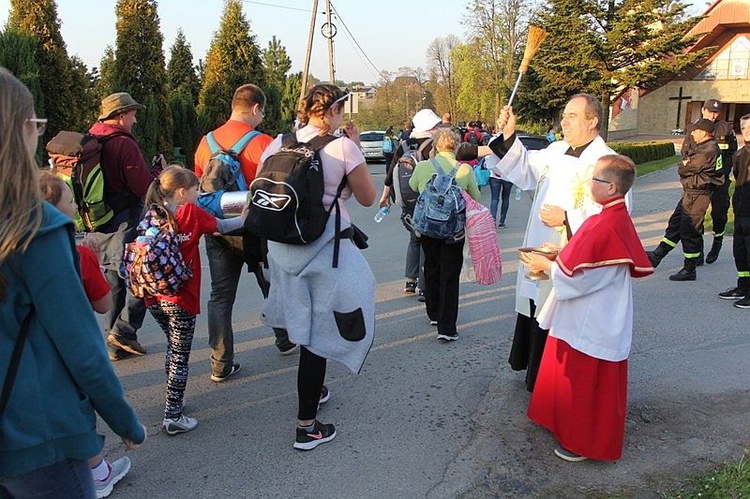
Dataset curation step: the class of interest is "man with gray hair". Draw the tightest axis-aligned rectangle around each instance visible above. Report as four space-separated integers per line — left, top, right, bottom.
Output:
487 93 626 392
89 92 161 360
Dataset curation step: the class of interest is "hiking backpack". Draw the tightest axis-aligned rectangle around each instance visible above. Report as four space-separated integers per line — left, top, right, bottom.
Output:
120 205 192 298
412 159 466 240
46 131 123 232
197 130 259 218
245 133 346 245
393 139 432 215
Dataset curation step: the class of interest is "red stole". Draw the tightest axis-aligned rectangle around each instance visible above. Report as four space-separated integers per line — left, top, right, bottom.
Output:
556 197 654 278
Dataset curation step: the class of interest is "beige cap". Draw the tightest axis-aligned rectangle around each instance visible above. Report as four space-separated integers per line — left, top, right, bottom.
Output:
98 92 145 121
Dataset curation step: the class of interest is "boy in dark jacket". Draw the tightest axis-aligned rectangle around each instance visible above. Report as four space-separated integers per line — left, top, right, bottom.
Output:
647 118 722 281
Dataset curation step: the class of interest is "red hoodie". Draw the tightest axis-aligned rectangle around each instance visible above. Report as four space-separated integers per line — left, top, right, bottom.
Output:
89 121 153 199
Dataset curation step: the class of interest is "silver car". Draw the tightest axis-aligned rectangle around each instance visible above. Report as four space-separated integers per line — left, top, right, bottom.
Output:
359 130 386 161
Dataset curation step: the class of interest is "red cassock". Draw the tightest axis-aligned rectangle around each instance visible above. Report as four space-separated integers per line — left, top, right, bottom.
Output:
527 197 653 461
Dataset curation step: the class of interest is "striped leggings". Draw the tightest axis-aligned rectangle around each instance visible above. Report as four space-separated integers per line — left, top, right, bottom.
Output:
149 301 196 420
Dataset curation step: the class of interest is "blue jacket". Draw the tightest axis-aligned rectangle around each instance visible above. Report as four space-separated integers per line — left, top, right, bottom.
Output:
0 203 145 477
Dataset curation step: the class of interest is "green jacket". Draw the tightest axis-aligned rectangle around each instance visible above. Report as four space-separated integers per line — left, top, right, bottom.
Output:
0 203 145 477
409 151 481 201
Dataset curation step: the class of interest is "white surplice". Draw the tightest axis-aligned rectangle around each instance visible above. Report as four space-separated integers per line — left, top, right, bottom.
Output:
485 135 629 317
537 264 634 361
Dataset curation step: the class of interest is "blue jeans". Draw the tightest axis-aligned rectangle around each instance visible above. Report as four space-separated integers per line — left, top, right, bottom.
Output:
0 459 95 498
205 236 290 376
95 217 146 351
489 177 513 225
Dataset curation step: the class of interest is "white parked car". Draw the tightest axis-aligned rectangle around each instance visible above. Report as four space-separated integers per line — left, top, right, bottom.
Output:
359 130 386 161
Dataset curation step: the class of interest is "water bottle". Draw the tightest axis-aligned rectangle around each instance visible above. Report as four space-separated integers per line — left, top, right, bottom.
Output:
374 206 389 223
514 186 522 201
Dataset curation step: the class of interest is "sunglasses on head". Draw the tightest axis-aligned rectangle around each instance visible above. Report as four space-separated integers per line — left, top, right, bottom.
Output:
332 92 350 105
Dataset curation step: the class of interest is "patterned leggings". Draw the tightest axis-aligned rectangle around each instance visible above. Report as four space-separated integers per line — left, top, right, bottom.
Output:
149 301 196 420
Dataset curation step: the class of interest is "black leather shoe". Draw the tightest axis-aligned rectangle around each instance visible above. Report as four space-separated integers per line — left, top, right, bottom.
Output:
669 268 696 281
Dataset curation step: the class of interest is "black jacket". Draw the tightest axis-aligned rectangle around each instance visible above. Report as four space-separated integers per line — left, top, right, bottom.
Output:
679 139 722 191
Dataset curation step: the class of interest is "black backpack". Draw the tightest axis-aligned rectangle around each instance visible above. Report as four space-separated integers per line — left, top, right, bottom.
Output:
245 133 347 246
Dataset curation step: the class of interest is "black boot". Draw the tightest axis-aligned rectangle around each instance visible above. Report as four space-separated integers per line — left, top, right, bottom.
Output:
646 242 672 268
705 236 723 264
669 258 698 281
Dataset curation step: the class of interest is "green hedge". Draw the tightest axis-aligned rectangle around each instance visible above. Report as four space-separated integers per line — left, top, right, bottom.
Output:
607 141 675 164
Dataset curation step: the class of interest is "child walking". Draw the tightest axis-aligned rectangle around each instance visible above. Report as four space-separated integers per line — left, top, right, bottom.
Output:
39 171 133 498
519 154 653 462
142 165 247 435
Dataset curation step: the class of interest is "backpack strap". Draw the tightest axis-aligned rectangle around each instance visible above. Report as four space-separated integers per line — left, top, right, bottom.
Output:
1 305 33 418
206 130 260 191
415 138 433 161
303 134 345 267
206 130 260 156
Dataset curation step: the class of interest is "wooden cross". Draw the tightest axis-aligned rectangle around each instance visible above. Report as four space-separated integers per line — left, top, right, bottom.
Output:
668 86 692 129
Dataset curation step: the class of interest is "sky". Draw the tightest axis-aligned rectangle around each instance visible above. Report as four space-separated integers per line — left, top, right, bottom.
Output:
0 0 705 86
0 0 474 85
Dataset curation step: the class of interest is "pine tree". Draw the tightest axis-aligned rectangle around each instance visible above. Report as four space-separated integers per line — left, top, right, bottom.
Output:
197 0 265 134
167 29 200 104
167 29 200 168
529 0 704 136
0 28 44 115
0 27 46 159
69 56 99 130
95 46 117 99
113 0 172 161
280 72 302 129
7 0 75 140
261 35 292 135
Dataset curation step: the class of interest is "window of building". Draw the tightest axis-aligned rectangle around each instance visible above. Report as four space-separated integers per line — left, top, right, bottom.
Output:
696 35 750 80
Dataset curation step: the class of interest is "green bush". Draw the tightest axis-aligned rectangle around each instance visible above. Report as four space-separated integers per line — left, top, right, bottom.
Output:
608 141 675 164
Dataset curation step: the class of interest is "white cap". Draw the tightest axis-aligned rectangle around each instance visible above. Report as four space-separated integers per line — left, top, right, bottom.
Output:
412 109 441 132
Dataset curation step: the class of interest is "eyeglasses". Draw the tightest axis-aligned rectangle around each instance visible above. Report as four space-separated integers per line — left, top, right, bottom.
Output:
591 177 611 185
27 118 48 136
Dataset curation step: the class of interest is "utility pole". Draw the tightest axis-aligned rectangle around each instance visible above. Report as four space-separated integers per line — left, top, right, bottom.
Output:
325 0 335 84
300 0 319 105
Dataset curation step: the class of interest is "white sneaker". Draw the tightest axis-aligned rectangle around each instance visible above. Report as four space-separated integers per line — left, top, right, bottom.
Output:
162 414 198 435
94 457 131 498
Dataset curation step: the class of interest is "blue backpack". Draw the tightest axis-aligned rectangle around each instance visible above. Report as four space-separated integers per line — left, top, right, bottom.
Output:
412 159 466 240
197 130 259 218
382 137 394 154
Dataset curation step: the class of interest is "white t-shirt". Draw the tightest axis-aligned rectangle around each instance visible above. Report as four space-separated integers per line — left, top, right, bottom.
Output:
259 125 365 222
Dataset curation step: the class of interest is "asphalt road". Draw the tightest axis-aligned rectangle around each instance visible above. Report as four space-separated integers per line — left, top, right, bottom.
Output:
102 161 750 498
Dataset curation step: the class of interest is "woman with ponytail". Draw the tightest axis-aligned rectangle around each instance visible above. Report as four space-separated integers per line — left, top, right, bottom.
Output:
259 84 376 450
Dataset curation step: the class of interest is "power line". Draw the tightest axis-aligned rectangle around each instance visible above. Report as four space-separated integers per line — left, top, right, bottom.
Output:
329 2 382 81
241 0 382 83
242 0 318 14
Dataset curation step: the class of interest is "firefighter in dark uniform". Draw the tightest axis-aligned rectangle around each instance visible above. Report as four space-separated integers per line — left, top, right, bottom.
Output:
680 99 738 263
718 113 750 308
648 118 722 281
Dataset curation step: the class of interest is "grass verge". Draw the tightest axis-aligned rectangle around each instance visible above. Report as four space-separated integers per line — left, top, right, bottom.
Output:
662 451 750 498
